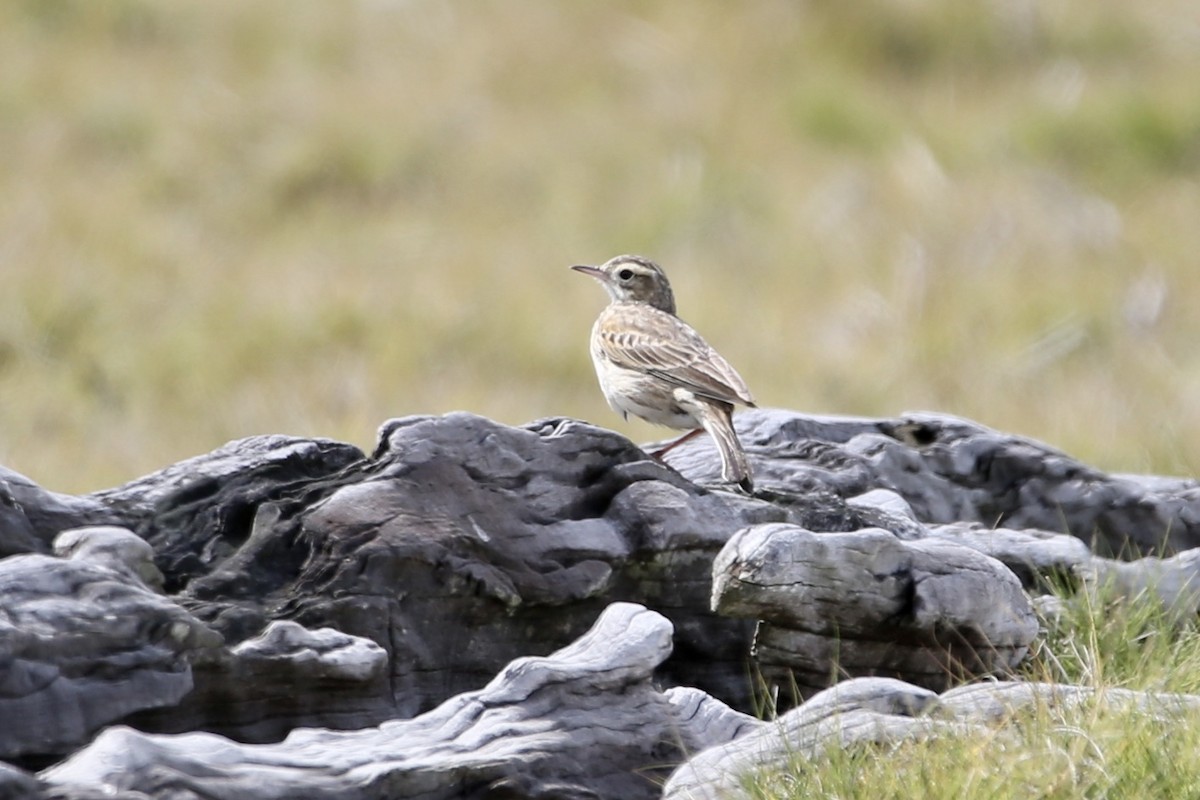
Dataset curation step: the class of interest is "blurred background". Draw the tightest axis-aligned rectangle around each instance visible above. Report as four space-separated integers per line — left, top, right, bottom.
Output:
0 0 1197 493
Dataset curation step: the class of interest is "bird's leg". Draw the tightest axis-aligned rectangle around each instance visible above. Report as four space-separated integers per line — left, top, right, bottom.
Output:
648 428 703 460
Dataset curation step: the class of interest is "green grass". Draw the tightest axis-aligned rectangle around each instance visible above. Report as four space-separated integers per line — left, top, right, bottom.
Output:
1033 583 1200 694
739 584 1200 799
0 0 1197 493
742 706 1200 799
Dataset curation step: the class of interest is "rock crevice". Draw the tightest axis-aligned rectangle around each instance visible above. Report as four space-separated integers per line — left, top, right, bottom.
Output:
0 408 1198 797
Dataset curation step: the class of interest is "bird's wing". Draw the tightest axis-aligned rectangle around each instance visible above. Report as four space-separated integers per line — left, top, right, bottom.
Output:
595 305 756 407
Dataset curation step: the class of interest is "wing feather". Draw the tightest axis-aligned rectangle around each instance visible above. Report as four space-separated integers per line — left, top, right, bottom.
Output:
595 305 755 407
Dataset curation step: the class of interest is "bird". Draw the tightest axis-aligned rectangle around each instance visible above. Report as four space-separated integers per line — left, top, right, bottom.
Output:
571 254 757 492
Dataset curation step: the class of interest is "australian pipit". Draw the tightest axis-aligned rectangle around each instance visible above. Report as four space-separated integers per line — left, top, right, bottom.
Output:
571 255 756 492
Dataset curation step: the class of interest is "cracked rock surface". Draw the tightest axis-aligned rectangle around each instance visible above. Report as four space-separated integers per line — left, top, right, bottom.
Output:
712 522 1039 693
41 604 712 800
0 527 220 761
0 408 1198 797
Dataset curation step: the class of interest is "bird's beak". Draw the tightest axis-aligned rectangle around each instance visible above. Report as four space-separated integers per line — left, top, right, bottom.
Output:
570 264 604 279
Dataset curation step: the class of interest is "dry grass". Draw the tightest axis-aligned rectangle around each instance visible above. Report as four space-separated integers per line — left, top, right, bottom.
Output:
743 703 1200 800
1 0 1198 492
741 584 1200 799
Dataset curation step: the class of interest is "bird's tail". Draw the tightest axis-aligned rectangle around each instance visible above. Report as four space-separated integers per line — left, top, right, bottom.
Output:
698 404 753 493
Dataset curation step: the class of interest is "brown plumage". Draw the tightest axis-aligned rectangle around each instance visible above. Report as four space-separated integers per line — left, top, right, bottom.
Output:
572 255 756 492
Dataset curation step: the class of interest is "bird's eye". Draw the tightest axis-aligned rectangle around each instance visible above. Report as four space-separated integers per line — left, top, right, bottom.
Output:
617 269 634 281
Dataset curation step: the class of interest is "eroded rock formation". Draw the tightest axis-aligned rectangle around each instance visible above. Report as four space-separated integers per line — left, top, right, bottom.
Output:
662 675 1200 800
712 523 1039 694
0 527 220 761
40 604 713 800
0 407 1198 798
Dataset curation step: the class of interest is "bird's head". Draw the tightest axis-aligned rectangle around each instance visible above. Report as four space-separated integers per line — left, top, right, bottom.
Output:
570 255 676 314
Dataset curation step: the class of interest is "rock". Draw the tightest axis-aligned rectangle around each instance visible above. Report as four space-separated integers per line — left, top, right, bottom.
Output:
1082 549 1200 617
95 434 366 593
663 677 959 800
846 488 929 540
843 489 1094 589
88 434 365 517
666 408 1200 556
663 676 1200 800
0 762 42 800
41 603 718 800
2 407 1200 796
866 413 1200 556
117 414 788 740
0 467 118 557
938 679 1200 721
712 523 1039 693
926 522 1094 590
123 617 396 744
5 415 794 754
230 620 388 682
662 686 759 748
53 525 166 592
1029 593 1069 626
0 527 221 762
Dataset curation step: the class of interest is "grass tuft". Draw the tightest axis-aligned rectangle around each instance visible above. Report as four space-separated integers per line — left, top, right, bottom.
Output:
738 583 1200 799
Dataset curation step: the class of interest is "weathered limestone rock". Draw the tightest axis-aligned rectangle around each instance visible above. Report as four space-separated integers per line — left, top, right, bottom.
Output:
96 434 366 594
667 409 1200 556
843 487 1095 589
5 415 792 757
0 762 43 800
230 620 388 682
1082 549 1200 617
41 603 725 800
88 434 365 518
712 523 1039 693
662 686 759 749
938 679 1200 721
124 619 394 744
1 407 1198 797
926 522 1094 589
52 525 165 591
0 467 119 557
0 527 221 761
663 677 957 800
118 414 787 740
663 677 1200 800
846 488 929 540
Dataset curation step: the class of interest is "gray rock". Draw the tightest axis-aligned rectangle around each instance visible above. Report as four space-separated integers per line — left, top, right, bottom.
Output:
93 434 365 593
663 676 1200 800
1030 592 1069 626
712 523 1039 693
41 603 712 800
5 415 795 754
663 677 959 800
846 488 929 540
230 621 388 683
88 434 365 516
663 686 760 748
0 761 42 800
124 616 398 744
937 679 1200 721
841 488 1096 590
53 525 165 592
1083 549 1200 617
667 408 1200 556
0 467 118 557
121 414 789 741
0 527 220 761
926 522 1094 589
2 407 1199 797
